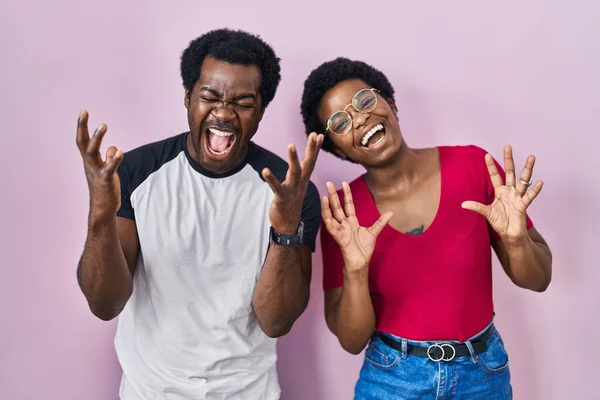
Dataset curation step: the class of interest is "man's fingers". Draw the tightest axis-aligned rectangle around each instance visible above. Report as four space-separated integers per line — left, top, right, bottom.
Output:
300 132 324 181
76 110 90 153
105 146 118 164
461 200 489 217
86 124 107 166
104 149 124 176
263 168 283 195
368 211 393 238
286 144 301 185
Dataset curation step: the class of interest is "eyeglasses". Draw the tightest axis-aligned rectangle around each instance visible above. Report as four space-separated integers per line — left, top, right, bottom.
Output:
326 88 380 136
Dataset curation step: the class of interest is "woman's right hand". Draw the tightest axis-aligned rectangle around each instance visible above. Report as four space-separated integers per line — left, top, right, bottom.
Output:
322 181 393 273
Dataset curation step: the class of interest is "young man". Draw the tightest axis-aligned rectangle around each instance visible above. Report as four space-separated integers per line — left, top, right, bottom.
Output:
75 28 323 400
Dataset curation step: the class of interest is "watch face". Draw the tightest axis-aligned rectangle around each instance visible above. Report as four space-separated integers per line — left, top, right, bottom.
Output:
298 222 304 244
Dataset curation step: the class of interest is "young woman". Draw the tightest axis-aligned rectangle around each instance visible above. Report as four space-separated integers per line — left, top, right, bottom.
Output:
300 58 552 399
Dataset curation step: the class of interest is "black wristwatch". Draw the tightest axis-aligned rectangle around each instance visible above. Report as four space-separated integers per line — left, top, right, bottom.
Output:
269 222 304 248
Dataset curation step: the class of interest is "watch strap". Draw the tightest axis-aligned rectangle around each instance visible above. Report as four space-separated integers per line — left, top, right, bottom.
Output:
269 222 304 247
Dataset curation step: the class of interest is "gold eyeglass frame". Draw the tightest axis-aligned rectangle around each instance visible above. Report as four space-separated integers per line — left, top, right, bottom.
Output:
326 88 380 136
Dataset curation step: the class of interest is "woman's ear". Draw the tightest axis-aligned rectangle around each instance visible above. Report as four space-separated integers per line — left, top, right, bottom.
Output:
331 143 348 160
386 97 398 114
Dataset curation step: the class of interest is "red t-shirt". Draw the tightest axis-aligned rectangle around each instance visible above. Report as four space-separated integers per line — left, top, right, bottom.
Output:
321 145 533 342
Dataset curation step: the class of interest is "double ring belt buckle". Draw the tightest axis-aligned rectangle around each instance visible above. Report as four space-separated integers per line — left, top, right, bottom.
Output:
426 343 456 362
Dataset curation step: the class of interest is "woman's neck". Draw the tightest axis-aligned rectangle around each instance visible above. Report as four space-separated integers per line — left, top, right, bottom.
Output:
364 143 431 194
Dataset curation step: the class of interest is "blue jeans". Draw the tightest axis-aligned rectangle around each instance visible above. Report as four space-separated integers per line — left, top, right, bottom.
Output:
355 323 512 399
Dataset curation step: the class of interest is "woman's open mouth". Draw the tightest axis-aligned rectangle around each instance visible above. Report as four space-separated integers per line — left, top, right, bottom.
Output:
360 123 387 149
204 127 237 159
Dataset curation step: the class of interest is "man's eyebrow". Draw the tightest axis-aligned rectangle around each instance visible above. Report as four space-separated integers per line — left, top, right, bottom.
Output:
233 94 257 101
199 86 257 101
199 86 222 97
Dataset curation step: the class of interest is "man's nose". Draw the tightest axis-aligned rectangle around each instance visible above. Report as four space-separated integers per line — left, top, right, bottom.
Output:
211 101 236 121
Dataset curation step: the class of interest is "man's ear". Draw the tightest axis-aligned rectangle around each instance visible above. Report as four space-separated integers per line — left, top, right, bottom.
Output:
184 90 190 109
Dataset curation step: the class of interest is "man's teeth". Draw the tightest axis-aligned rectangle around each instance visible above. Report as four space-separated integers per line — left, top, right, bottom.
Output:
208 147 230 155
361 124 384 146
207 127 234 155
209 128 234 137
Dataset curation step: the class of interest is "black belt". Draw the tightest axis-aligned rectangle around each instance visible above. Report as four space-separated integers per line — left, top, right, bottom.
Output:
375 325 494 362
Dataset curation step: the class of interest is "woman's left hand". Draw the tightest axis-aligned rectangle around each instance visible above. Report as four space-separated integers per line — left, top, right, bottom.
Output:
461 145 543 245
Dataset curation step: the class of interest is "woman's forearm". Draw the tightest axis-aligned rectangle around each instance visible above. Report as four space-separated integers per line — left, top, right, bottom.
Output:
327 267 377 354
504 235 552 292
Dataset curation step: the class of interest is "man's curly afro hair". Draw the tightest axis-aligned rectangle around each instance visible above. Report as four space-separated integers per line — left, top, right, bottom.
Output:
180 28 281 108
300 57 396 161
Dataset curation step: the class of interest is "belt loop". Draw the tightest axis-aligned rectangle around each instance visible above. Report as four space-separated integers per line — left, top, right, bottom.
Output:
465 340 478 363
401 338 408 359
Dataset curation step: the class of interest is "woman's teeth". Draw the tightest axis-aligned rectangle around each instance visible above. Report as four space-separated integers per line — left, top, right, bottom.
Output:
361 124 384 146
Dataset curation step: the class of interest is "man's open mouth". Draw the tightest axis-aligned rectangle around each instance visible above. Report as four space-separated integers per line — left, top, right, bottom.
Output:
205 127 237 158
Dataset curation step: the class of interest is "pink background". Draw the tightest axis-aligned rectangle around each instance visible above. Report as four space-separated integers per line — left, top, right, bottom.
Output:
1 1 598 399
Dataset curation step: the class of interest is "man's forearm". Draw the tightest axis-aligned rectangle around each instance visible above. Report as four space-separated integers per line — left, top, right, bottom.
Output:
77 214 132 320
252 245 308 338
505 235 553 292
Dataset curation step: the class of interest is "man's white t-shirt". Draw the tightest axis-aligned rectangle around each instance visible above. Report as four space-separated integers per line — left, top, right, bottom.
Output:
114 132 320 399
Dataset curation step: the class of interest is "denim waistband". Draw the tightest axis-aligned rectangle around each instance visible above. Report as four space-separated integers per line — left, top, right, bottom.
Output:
379 319 495 346
376 320 496 362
